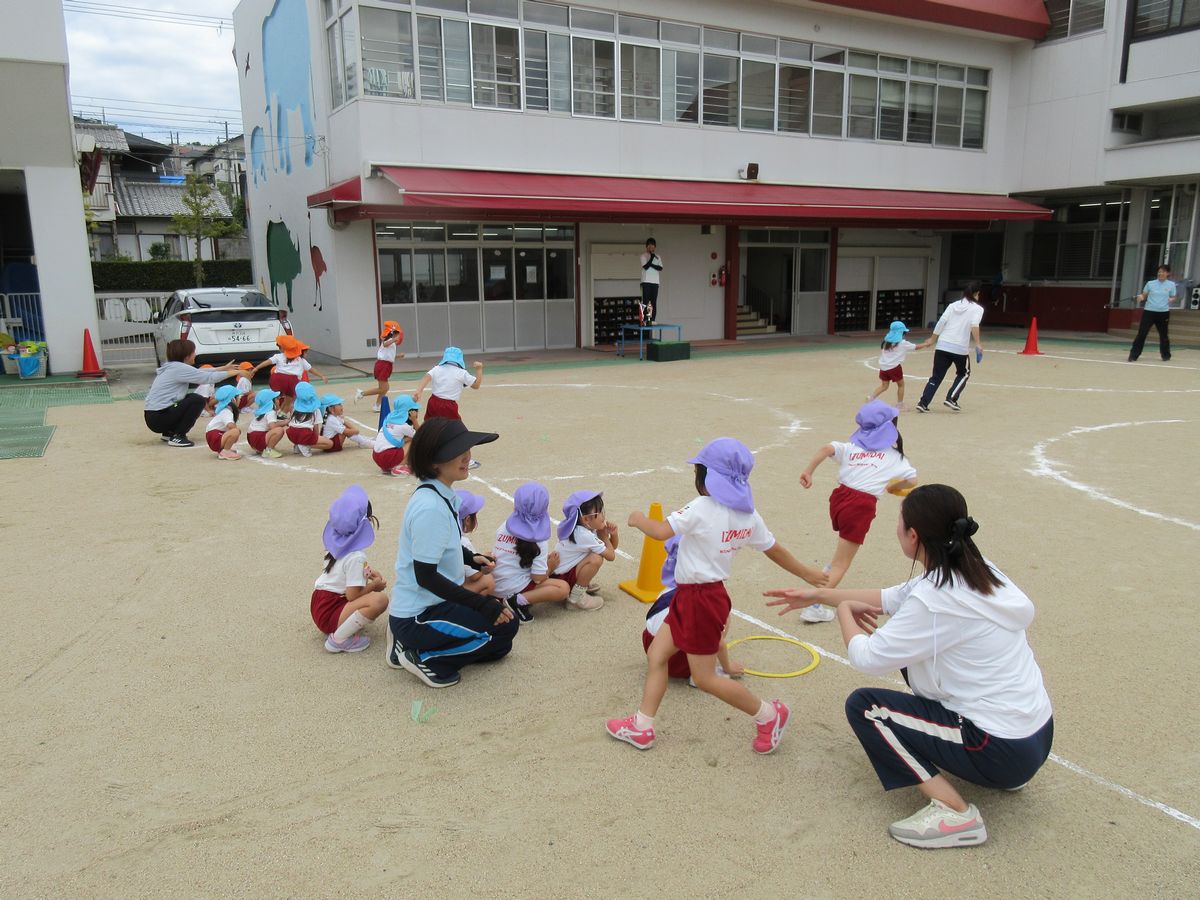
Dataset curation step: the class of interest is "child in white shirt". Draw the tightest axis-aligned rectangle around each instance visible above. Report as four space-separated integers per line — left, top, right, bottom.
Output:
797 399 917 621
204 384 243 460
312 485 389 653
412 346 483 425
319 395 371 452
234 362 254 412
372 397 419 476
551 490 618 611
356 321 405 413
491 482 569 623
869 321 921 407
286 382 331 458
455 489 496 596
246 388 287 458
196 364 217 416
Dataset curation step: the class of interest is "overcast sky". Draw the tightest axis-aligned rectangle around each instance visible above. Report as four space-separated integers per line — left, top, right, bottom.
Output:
65 1 244 147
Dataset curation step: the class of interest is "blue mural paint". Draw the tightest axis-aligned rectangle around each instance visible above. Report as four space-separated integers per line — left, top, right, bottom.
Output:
249 126 267 185
261 0 315 175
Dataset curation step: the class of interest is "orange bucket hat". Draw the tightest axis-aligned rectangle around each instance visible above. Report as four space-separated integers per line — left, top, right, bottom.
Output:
237 361 253 370
381 321 403 341
284 339 309 359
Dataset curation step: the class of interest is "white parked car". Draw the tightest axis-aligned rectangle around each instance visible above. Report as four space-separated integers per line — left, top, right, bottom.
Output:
152 288 293 366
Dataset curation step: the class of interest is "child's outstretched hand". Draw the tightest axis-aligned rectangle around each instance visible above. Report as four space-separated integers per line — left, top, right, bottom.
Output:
472 361 484 371
724 658 746 677
320 374 329 384
764 587 821 615
799 472 814 489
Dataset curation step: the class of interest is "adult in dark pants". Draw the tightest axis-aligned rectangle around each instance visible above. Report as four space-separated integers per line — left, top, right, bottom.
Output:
914 282 985 413
1128 264 1176 362
143 339 238 447
766 484 1053 849
387 417 517 688
639 238 662 323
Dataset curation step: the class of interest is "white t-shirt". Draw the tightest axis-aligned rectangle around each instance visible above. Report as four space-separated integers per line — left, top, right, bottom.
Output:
373 421 415 453
314 550 368 595
879 340 917 370
288 410 323 431
491 524 548 598
273 354 311 377
553 525 606 575
933 299 984 355
666 496 775 584
322 413 346 438
196 382 215 399
428 364 476 402
639 251 663 285
377 341 398 363
847 565 1052 739
832 442 917 496
235 375 252 395
205 407 235 434
248 410 284 434
461 534 478 579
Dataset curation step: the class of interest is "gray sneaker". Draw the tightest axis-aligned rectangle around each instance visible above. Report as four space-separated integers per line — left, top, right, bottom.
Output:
888 800 987 849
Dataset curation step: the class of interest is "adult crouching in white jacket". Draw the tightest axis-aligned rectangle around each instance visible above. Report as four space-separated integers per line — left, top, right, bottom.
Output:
765 483 1053 849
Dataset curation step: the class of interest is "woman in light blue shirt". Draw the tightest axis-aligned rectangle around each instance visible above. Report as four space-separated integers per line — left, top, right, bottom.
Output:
1128 265 1176 362
386 417 516 689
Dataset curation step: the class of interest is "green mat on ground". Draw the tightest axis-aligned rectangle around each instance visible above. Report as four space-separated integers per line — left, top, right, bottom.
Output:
0 425 56 459
0 383 113 408
0 408 47 427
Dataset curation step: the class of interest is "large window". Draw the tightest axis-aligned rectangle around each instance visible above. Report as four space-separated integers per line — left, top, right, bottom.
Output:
1044 0 1106 40
1025 198 1125 280
327 3 989 149
1133 0 1200 36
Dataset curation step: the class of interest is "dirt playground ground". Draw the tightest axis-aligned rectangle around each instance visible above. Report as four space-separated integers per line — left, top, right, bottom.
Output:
1 334 1197 897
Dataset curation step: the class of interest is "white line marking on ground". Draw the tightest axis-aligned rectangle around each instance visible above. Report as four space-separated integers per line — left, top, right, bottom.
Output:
1028 420 1199 531
987 348 1200 371
859 358 1200 393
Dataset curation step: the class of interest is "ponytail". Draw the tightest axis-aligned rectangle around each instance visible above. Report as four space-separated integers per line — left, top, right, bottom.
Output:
901 484 1003 595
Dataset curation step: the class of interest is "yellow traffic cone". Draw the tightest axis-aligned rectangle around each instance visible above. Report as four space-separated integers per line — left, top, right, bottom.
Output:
619 502 668 603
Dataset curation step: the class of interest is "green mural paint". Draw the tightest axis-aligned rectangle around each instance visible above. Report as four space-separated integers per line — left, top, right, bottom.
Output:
266 220 302 312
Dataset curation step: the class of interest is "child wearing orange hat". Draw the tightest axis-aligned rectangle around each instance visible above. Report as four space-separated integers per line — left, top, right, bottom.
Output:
356 321 404 413
234 361 254 412
195 364 218 416
250 336 327 414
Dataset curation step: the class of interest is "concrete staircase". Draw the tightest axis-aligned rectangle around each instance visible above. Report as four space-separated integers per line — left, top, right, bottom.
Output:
737 305 777 336
1108 308 1200 349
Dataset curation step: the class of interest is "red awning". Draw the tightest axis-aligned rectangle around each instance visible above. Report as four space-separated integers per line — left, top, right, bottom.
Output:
307 176 362 208
361 166 1049 225
809 0 1049 41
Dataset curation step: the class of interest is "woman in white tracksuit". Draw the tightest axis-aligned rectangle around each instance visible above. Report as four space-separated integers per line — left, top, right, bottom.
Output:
766 483 1053 849
914 282 985 412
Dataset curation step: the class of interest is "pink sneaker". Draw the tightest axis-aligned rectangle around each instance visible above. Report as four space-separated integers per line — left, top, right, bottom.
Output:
391 464 412 476
605 714 656 750
325 634 370 653
752 699 790 754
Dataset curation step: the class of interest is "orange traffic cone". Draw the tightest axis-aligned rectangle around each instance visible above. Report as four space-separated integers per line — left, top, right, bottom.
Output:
1018 317 1043 355
619 502 668 604
77 328 105 378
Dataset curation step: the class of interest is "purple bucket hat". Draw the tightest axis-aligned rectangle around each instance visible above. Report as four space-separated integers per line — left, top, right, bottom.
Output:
557 489 602 542
688 438 755 513
454 489 485 528
850 399 900 451
506 482 551 542
322 485 375 559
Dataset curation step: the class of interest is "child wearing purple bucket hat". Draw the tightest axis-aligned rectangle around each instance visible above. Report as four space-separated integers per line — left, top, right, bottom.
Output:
796 399 918 622
491 483 570 622
311 485 390 653
606 438 828 755
455 489 497 597
550 490 619 611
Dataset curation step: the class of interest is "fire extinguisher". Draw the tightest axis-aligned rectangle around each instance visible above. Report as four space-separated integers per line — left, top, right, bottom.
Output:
717 264 728 287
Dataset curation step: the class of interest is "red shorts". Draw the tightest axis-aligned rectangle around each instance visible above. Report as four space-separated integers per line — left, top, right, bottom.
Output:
327 434 344 452
269 371 300 397
555 565 579 589
373 447 405 471
311 589 348 635
248 430 268 452
287 425 318 446
205 430 224 452
237 393 252 410
664 582 731 656
643 629 692 679
373 360 394 381
426 395 461 421
879 365 904 383
829 484 879 545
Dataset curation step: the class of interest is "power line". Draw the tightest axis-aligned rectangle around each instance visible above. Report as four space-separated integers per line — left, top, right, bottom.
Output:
62 1 233 30
72 95 243 115
73 105 244 127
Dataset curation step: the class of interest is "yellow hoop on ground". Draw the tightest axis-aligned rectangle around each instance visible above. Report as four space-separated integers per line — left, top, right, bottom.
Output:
725 635 820 678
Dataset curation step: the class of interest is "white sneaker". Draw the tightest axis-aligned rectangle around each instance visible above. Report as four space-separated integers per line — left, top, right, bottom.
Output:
372 404 381 413
354 388 364 402
888 800 987 849
351 434 372 448
566 583 603 610
298 444 313 457
799 603 835 623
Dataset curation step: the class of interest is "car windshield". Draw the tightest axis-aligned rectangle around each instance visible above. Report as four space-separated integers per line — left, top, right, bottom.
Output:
187 291 274 309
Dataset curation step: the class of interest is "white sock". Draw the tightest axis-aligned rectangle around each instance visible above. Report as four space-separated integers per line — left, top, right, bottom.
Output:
752 700 775 724
634 710 654 730
332 611 370 642
351 434 372 448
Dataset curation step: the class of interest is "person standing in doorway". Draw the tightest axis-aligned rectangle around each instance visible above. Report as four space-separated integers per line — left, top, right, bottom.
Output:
914 282 985 413
639 239 663 324
1128 265 1176 362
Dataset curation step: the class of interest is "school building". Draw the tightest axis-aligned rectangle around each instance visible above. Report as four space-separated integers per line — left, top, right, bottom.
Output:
232 0 1200 359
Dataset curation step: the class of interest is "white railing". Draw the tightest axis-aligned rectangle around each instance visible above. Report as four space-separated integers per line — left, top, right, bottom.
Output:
0 293 42 342
95 291 170 365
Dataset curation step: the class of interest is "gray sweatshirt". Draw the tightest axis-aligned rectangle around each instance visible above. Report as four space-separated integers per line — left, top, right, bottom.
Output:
144 362 229 411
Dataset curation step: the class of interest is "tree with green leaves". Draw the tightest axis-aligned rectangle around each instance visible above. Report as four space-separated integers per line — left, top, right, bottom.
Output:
170 174 243 287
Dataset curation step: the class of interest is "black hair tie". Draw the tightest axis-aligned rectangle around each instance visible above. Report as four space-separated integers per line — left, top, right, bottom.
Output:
946 517 979 555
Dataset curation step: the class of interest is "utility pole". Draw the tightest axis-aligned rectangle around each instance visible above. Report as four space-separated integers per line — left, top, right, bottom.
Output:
224 120 229 143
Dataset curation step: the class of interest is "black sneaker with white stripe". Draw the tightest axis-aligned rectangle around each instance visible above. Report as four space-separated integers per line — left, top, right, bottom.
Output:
943 399 962 411
166 434 195 447
506 596 534 623
390 640 460 688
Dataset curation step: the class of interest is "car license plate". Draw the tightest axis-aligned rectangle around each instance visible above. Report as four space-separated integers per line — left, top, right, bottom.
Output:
226 332 255 343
